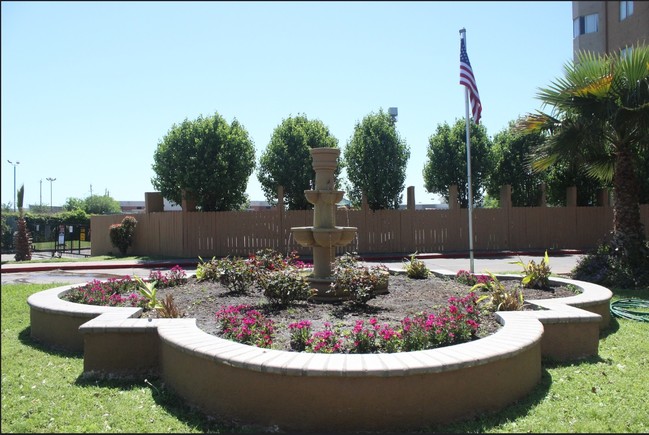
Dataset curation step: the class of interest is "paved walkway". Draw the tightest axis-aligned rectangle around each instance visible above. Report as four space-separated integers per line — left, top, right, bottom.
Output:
1 250 584 285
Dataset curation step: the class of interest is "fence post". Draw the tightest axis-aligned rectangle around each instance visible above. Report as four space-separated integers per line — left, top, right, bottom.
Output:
500 184 512 209
448 185 459 209
407 186 415 211
361 191 369 212
538 183 547 207
597 188 610 207
181 190 197 212
277 185 285 253
566 186 577 207
145 192 164 213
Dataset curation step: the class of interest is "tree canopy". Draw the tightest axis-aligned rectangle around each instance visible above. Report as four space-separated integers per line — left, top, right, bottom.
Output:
257 114 339 210
486 121 550 207
344 109 410 210
151 112 255 211
423 119 492 208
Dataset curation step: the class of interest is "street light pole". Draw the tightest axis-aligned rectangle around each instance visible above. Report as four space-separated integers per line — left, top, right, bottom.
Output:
7 160 20 212
46 177 56 213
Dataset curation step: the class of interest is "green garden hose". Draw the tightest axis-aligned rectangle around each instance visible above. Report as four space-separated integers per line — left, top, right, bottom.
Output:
610 298 649 322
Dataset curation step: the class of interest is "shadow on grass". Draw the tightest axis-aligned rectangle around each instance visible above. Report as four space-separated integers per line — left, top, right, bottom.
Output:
414 366 553 433
18 326 82 358
73 373 256 433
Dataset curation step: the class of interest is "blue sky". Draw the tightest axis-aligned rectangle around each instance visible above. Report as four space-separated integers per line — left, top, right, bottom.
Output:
1 1 573 209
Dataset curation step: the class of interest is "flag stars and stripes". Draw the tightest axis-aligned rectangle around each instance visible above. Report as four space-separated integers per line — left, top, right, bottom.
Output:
460 37 482 124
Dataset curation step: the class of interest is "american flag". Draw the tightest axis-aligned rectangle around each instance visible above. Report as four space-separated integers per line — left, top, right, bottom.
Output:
460 37 482 124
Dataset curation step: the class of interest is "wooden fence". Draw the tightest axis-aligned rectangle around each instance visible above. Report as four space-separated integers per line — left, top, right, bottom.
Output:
90 203 649 259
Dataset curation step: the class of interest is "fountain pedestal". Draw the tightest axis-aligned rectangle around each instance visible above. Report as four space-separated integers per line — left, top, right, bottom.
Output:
291 148 357 302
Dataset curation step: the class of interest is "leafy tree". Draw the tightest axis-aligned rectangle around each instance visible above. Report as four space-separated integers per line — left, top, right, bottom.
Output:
14 185 32 261
151 112 256 211
486 121 548 207
544 161 608 206
1 214 13 250
84 195 122 215
423 119 492 208
63 197 85 211
519 45 649 287
258 114 339 210
344 109 410 210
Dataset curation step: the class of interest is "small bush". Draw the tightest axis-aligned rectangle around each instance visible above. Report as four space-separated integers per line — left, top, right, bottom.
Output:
572 239 649 289
197 256 255 293
148 265 188 288
288 320 312 352
331 253 388 306
109 215 137 256
63 277 147 308
471 272 524 311
511 250 551 289
455 270 492 286
215 304 274 348
403 252 429 279
157 294 183 318
256 268 314 305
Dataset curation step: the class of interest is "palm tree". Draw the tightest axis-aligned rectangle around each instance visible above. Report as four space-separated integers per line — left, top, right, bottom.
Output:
519 44 649 276
14 184 32 261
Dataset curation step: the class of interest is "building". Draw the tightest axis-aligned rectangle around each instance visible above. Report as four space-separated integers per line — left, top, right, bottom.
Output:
572 1 648 58
119 199 182 213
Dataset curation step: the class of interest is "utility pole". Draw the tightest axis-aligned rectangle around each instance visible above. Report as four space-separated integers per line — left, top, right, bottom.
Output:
46 177 56 213
40 179 43 207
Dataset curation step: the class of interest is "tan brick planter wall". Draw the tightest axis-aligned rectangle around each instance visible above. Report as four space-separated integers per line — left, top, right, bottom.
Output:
27 275 613 431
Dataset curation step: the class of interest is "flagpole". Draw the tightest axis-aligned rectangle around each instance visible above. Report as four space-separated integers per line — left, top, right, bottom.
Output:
460 28 475 273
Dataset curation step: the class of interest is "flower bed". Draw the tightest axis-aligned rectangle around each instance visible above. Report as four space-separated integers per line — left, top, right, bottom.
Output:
28 265 612 431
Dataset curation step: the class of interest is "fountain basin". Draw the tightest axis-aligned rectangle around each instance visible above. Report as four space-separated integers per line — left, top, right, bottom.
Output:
304 190 344 205
291 226 317 247
292 226 357 248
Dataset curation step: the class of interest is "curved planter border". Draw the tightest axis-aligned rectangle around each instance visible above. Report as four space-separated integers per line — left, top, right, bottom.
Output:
27 273 612 432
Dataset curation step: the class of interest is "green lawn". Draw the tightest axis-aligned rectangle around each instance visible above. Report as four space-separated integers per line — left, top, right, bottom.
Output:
2 283 648 433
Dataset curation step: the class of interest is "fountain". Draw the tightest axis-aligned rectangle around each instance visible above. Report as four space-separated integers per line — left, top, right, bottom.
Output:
291 147 359 302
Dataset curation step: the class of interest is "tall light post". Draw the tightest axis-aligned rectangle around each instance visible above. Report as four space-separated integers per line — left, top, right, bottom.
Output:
7 160 20 212
46 177 56 213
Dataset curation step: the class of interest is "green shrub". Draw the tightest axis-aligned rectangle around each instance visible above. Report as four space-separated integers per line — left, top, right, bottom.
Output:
197 256 255 293
572 239 649 289
403 252 429 279
331 253 388 306
108 215 137 256
256 268 314 305
471 272 524 311
511 250 551 289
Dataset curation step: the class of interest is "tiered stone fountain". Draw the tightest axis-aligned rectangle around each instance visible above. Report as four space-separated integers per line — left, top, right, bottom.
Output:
291 147 358 302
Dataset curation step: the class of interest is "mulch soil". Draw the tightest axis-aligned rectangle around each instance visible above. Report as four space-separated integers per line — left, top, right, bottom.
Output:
143 273 579 351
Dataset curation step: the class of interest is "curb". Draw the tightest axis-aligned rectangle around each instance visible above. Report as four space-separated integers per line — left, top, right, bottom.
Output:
1 249 585 274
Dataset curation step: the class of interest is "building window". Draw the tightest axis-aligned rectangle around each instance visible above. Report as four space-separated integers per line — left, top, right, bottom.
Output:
620 46 633 58
573 13 599 38
620 1 634 21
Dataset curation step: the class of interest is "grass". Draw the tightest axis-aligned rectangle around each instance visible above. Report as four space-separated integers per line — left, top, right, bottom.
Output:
2 283 648 433
32 241 92 251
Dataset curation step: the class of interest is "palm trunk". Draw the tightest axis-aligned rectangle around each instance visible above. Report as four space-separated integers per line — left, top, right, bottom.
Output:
612 145 645 259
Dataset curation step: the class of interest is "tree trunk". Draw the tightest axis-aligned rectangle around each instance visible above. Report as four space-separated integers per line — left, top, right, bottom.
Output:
612 145 645 258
